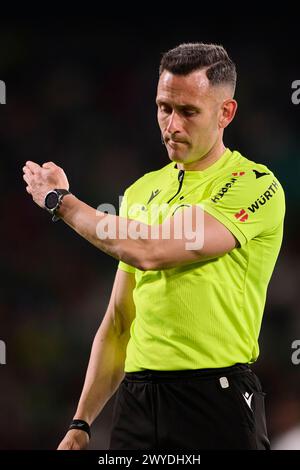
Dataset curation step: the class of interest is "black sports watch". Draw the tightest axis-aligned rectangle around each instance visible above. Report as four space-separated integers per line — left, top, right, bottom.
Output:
44 188 71 222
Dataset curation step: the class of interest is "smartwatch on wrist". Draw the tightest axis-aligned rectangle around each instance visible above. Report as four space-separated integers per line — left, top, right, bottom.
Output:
44 188 71 222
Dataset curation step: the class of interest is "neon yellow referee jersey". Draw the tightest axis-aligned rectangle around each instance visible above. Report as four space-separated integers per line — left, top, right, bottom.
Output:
118 148 285 372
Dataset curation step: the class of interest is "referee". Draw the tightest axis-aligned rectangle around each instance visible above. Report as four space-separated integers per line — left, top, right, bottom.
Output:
23 43 285 449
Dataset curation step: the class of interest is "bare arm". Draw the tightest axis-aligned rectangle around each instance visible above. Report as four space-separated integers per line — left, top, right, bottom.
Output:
57 268 136 450
23 161 237 271
57 197 236 270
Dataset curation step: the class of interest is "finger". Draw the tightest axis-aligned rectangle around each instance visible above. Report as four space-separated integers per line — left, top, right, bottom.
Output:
23 173 31 184
26 161 41 173
23 166 33 175
42 161 57 169
26 186 32 194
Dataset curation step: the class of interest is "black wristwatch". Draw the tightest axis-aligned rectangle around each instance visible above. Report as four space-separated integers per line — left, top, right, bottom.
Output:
44 188 71 222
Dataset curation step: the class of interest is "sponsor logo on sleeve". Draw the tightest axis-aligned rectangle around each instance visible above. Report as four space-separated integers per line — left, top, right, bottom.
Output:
234 179 280 222
211 172 246 204
234 209 248 222
211 177 237 203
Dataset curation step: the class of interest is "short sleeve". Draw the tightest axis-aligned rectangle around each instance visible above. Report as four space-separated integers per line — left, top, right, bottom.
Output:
201 168 285 247
118 189 136 274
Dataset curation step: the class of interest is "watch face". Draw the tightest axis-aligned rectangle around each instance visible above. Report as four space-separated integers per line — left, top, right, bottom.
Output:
45 191 59 210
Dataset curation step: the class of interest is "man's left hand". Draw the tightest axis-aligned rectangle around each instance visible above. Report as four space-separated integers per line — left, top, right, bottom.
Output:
22 161 69 208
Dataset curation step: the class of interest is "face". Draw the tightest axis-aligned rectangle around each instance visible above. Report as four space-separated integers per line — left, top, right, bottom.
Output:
156 70 236 165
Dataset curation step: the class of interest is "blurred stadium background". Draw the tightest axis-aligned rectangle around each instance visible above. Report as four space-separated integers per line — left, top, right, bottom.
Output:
0 16 299 449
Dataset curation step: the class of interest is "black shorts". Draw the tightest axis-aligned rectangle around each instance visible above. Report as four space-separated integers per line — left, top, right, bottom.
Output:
109 364 270 450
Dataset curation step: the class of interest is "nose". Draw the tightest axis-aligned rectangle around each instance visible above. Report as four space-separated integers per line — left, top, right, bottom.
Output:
166 110 182 135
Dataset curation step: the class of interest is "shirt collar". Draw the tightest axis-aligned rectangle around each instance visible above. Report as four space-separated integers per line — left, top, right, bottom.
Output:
170 148 234 180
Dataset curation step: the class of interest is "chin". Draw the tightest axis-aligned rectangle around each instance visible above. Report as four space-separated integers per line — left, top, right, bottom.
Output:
167 150 187 163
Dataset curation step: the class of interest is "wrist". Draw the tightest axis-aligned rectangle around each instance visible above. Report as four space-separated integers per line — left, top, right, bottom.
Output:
73 413 91 426
56 193 78 220
44 188 72 222
68 419 91 439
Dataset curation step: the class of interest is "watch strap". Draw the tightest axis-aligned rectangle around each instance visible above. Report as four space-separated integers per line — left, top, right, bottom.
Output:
50 189 71 222
55 188 71 197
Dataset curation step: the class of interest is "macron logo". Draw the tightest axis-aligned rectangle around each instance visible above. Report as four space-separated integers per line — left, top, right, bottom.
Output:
147 189 161 204
242 392 253 410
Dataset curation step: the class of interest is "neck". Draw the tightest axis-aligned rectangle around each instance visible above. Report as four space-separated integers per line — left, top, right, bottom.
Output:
177 141 227 171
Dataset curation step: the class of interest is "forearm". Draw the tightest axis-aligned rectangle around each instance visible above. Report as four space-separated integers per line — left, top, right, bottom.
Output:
57 196 214 271
23 155 236 273
58 194 151 270
23 158 206 270
73 319 130 425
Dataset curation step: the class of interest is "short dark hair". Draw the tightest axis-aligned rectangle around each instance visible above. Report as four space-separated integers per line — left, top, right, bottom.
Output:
159 43 236 93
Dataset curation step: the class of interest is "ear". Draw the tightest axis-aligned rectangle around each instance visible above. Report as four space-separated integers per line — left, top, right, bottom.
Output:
218 99 238 129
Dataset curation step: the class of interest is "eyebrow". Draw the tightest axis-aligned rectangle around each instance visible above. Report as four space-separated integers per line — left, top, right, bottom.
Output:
156 99 200 111
177 104 199 111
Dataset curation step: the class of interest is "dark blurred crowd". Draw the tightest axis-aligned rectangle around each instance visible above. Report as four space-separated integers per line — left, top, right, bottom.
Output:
0 18 299 449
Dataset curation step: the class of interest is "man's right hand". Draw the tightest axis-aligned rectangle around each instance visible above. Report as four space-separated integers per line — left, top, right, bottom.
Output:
57 429 90 450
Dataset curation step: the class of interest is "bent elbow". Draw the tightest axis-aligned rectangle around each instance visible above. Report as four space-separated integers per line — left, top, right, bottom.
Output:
120 241 163 271
138 250 164 271
134 245 161 271
133 256 157 271
136 259 157 271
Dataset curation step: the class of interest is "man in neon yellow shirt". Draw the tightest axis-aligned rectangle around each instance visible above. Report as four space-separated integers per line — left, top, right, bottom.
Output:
23 43 285 450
